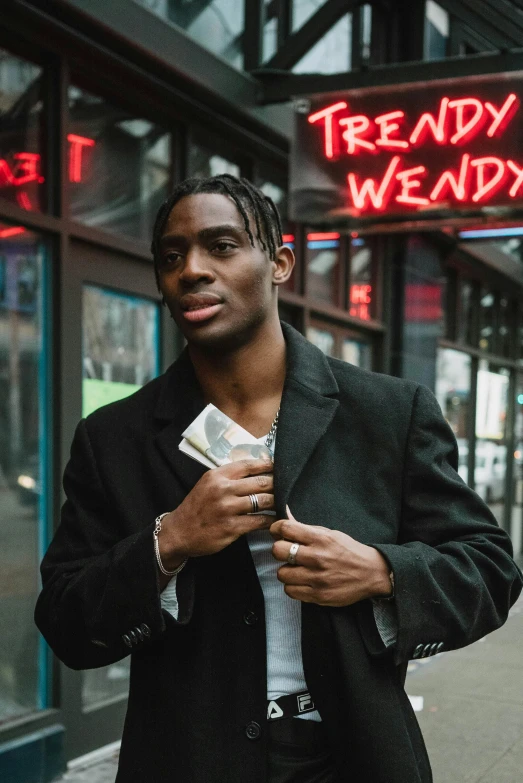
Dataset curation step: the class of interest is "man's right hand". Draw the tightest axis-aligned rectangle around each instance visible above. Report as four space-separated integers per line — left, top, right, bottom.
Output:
158 458 274 570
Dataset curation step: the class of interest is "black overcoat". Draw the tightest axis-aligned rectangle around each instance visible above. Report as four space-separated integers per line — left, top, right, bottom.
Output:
35 323 522 783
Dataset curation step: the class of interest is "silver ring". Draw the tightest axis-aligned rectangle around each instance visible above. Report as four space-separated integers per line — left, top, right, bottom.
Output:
287 542 300 565
249 493 259 513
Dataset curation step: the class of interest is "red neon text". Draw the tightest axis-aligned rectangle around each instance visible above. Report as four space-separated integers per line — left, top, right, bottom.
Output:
350 284 372 321
308 93 519 158
0 135 96 207
345 152 523 212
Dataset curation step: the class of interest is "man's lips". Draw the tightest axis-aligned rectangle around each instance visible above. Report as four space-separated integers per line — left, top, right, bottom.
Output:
178 293 224 324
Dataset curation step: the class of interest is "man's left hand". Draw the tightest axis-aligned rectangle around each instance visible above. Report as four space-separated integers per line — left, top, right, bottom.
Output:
270 512 392 607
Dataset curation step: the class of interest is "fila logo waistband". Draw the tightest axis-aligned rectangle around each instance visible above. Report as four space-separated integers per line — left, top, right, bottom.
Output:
267 690 315 721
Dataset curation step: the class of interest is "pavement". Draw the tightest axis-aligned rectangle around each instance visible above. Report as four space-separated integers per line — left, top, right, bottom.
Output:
58 579 523 783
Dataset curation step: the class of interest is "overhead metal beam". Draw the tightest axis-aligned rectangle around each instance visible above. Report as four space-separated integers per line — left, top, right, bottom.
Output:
256 47 523 103
264 0 358 71
436 0 523 49
243 0 264 70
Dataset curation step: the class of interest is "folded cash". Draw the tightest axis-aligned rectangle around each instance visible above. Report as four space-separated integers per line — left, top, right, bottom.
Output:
179 404 274 469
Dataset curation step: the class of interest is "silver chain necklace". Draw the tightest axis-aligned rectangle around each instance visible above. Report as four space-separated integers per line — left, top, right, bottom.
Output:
264 408 280 449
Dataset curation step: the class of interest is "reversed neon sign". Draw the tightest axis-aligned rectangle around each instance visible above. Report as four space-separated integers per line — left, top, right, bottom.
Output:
306 91 523 214
0 134 95 210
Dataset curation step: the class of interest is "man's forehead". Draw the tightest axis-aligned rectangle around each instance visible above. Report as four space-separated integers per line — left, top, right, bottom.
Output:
164 192 246 232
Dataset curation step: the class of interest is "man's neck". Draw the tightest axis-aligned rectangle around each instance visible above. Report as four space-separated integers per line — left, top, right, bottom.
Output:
187 318 286 436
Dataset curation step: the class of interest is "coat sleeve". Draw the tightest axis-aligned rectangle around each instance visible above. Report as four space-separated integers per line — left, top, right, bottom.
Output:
367 384 522 666
34 418 194 671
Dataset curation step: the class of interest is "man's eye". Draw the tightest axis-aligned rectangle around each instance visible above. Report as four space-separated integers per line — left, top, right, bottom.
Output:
213 241 236 253
162 251 182 266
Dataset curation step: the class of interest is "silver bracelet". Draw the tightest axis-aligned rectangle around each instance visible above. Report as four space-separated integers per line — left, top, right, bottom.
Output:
153 513 188 577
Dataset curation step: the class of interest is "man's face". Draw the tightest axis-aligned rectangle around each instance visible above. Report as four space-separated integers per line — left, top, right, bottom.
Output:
157 193 290 349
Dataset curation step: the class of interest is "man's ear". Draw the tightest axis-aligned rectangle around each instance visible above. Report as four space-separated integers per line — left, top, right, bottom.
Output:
272 245 295 287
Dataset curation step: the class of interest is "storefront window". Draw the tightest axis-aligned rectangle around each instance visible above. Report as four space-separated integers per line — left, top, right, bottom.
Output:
435 349 471 483
456 280 475 345
342 337 371 369
498 296 513 359
402 235 445 389
136 0 245 69
424 0 449 61
68 86 171 242
478 288 497 353
512 377 523 556
306 231 341 306
475 361 510 525
306 324 334 356
0 223 49 725
349 237 375 321
82 284 159 708
188 137 241 180
0 49 44 213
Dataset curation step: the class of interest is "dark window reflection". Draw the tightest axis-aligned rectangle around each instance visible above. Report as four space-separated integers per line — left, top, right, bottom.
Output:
68 87 171 242
349 237 375 321
475 361 510 525
0 49 44 213
306 231 341 306
456 280 475 345
478 288 497 353
0 223 49 724
498 297 513 359
188 139 240 180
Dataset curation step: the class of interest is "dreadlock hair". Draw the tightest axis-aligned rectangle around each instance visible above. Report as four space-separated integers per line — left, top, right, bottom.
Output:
150 174 284 289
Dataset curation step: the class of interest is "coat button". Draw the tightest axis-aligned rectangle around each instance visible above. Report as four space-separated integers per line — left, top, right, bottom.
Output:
412 644 423 659
243 611 258 626
140 623 151 637
245 721 261 740
122 634 132 648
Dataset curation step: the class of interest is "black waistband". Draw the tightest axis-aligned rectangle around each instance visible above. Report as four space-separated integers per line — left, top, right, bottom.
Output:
267 690 316 721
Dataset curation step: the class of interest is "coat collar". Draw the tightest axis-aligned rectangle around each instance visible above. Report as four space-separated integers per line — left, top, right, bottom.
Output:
153 323 340 511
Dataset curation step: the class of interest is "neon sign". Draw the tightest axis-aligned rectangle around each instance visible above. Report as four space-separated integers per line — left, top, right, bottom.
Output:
0 134 95 210
291 77 523 221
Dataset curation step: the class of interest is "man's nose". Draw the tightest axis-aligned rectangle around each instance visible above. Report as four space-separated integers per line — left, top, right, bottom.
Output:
179 248 214 283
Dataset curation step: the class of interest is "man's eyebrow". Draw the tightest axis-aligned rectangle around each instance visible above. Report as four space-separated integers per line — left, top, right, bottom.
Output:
197 224 246 240
160 223 246 247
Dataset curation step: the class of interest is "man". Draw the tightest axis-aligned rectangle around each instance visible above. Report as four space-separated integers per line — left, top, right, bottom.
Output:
35 175 522 783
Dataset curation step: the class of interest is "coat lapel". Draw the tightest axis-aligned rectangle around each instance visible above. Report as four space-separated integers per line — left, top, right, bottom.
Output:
153 349 208 492
152 324 340 506
274 324 339 518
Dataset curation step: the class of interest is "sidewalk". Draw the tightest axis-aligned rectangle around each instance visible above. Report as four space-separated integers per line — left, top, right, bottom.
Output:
59 591 523 783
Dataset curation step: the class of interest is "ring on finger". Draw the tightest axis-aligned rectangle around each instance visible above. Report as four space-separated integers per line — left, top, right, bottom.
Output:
287 542 300 565
249 493 259 514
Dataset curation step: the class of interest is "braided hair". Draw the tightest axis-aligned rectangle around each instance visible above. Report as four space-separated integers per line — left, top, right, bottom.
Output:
150 174 283 288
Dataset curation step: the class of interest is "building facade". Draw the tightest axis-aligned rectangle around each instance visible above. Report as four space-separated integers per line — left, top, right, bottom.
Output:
1 1 522 779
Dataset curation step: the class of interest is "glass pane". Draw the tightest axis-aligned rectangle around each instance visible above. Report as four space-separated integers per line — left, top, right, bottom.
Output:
456 280 474 345
188 139 241 180
342 338 371 370
82 286 159 708
293 14 352 74
306 231 340 306
498 296 513 359
0 223 49 725
424 0 449 61
511 377 523 556
475 361 510 525
435 349 471 484
0 49 44 213
306 325 335 356
349 237 375 321
68 86 171 242
293 0 328 31
478 288 497 353
263 3 278 62
137 0 245 69
402 235 445 389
